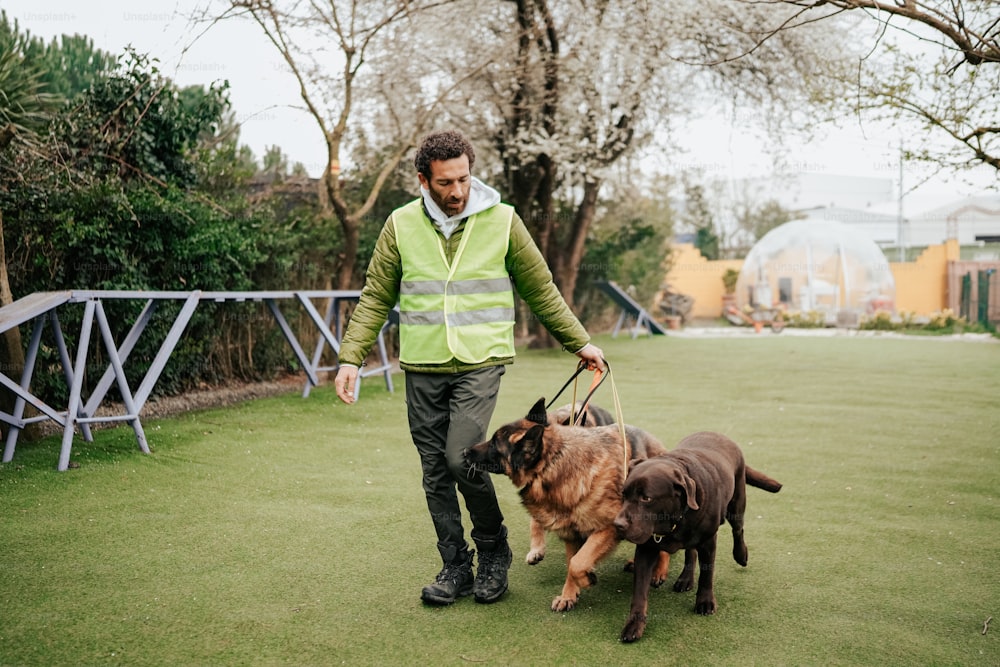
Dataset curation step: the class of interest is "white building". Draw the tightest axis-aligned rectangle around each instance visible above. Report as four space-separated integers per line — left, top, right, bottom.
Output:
729 172 1000 251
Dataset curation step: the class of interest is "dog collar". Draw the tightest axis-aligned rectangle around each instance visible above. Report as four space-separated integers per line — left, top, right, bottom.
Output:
652 511 686 543
652 524 678 543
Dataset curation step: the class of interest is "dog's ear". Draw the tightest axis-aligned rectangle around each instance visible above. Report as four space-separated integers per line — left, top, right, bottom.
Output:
627 457 645 475
678 473 699 511
513 424 545 470
527 398 548 425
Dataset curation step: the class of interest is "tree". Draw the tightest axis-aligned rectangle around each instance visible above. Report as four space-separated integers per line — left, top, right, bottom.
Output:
736 198 793 245
734 0 1000 176
29 33 114 100
860 44 1000 174
681 181 722 260
492 0 669 308
766 0 998 66
576 176 677 321
210 0 462 289
414 0 855 333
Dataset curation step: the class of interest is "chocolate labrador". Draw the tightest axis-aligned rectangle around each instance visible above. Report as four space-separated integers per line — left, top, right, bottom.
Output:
613 431 782 642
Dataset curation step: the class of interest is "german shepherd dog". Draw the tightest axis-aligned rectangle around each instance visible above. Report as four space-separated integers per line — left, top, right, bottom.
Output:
464 398 670 611
526 401 616 565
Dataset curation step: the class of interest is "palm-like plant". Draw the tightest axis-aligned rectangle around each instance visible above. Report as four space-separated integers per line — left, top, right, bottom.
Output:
0 13 59 149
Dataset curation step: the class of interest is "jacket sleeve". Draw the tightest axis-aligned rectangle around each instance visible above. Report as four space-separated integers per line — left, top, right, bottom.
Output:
338 217 402 367
506 213 590 352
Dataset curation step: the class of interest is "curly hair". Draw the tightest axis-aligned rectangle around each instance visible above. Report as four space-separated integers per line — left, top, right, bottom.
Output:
413 130 476 178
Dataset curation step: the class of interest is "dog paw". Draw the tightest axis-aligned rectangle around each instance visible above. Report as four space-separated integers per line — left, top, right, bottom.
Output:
694 596 717 615
551 595 578 612
652 552 670 586
623 558 634 573
673 575 694 592
620 614 647 643
526 549 545 565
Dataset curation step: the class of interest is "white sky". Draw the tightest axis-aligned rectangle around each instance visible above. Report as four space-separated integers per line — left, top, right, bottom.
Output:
5 0 997 200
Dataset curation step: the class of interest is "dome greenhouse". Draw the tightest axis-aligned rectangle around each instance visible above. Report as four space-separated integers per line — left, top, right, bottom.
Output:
735 219 896 324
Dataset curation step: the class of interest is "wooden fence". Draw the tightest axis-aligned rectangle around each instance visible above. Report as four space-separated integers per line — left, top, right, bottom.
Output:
947 261 1000 324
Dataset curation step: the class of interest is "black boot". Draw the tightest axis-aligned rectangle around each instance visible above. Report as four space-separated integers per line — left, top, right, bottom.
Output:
421 545 474 605
473 526 512 604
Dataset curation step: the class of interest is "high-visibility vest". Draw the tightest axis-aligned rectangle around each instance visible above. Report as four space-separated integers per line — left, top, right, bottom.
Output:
395 199 516 365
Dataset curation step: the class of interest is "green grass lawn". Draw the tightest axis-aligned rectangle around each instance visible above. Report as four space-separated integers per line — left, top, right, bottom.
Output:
1 334 998 666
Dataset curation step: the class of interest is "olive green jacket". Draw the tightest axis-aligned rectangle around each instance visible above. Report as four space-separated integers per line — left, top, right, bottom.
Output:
338 201 590 373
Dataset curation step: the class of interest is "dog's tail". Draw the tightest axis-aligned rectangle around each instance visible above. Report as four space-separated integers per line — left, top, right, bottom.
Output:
746 466 782 493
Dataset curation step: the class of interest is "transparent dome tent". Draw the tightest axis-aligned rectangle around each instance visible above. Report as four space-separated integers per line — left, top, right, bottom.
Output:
735 219 895 324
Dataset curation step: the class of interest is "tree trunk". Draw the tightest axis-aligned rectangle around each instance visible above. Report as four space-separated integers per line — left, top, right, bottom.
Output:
551 179 600 310
0 207 30 435
337 216 360 290
504 0 564 348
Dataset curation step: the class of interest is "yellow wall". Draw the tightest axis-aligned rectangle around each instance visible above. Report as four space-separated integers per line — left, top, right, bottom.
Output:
665 239 959 319
888 239 958 315
666 244 742 320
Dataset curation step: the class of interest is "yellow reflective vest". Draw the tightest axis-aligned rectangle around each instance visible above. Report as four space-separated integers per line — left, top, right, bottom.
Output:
394 200 516 365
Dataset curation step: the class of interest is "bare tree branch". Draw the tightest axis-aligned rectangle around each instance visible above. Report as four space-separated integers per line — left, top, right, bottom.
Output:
749 0 1000 65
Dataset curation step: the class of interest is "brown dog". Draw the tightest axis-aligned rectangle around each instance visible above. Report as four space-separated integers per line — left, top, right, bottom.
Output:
613 431 782 642
519 401 616 565
464 398 670 612
548 401 616 427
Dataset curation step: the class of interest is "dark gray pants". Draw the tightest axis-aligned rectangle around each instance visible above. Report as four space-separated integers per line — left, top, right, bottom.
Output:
405 366 506 563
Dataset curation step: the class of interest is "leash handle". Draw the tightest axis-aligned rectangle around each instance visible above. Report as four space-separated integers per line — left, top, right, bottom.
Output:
573 366 605 425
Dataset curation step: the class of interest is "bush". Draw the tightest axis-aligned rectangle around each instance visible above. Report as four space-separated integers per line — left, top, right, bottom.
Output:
784 310 826 328
924 308 961 331
860 310 897 331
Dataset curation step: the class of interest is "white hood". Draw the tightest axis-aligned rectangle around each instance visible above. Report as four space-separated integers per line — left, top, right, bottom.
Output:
421 177 502 239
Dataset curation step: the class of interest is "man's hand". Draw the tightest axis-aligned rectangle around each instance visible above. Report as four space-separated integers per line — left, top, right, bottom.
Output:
335 365 359 404
575 343 606 372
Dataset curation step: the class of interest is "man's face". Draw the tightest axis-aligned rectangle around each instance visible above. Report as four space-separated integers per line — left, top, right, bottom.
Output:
418 154 471 217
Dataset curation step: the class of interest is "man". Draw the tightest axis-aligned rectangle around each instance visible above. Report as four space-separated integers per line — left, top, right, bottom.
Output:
334 130 604 606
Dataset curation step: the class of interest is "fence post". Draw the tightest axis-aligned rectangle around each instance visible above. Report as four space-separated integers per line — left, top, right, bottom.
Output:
961 272 972 321
977 271 990 325
981 269 997 325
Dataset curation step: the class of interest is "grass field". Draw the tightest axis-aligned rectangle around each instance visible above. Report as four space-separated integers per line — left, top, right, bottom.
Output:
1 333 998 666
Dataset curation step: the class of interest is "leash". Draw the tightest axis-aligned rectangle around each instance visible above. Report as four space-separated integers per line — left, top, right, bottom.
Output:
604 360 629 481
545 360 607 425
547 359 630 479
544 362 589 412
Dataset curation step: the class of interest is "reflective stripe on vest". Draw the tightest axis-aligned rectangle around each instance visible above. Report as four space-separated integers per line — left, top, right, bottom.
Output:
394 199 516 365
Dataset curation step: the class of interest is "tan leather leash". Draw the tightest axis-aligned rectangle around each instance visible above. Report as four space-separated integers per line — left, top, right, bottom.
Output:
602 360 630 481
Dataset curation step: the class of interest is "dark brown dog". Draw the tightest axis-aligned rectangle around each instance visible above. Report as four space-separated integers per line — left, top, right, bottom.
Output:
548 401 615 427
464 398 670 612
613 431 782 642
